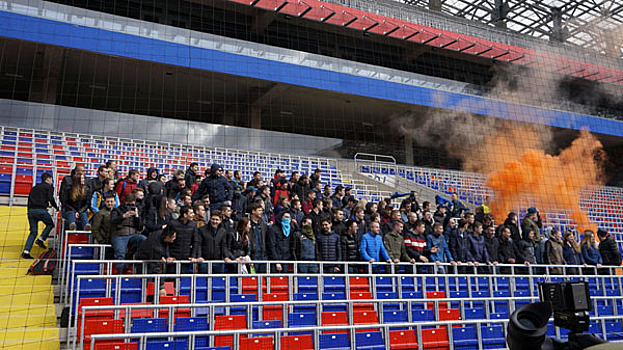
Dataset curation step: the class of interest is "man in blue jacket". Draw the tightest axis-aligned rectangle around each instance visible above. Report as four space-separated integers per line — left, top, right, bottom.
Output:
427 222 455 273
193 164 233 210
360 222 392 273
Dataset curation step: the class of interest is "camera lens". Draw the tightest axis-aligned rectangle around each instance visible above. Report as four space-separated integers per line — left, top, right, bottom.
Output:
507 302 552 350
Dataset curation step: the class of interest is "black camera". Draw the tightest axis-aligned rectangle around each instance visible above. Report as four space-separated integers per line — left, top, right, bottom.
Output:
507 281 607 350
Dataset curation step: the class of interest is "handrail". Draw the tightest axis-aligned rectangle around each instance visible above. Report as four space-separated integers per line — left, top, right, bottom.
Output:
354 153 397 164
86 315 623 350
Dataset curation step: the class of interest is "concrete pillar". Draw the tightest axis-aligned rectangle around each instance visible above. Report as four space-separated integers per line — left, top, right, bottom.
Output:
251 106 262 129
404 132 414 166
29 46 64 104
491 0 508 29
429 0 442 12
550 7 566 43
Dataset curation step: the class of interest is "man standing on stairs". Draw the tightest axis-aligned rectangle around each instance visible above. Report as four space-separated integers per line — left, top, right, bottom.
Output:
22 173 58 259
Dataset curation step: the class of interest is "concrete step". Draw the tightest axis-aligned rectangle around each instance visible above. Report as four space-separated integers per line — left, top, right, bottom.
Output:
2 338 59 350
0 291 54 305
0 284 52 295
0 313 57 329
0 303 56 316
0 326 59 342
0 274 52 286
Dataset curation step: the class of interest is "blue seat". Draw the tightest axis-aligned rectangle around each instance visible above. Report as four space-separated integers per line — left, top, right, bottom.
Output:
453 325 477 349
174 317 210 347
145 339 188 350
319 333 350 350
322 292 347 312
68 247 95 259
412 309 435 322
292 293 318 314
132 318 168 333
383 310 407 324
377 292 398 299
289 312 317 327
375 277 395 292
298 276 318 293
355 331 384 350
463 307 485 320
481 325 506 349
324 277 346 293
605 321 623 341
399 277 416 292
253 320 281 329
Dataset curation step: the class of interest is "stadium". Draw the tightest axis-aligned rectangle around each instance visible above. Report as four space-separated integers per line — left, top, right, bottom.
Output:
0 0 623 348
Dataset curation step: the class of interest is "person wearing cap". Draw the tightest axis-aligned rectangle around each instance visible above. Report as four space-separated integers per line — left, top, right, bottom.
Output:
522 207 544 262
598 229 622 271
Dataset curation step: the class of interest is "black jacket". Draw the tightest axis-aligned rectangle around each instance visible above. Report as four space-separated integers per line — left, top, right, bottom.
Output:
59 175 73 209
223 231 249 260
249 219 268 259
333 220 347 237
448 229 468 262
293 181 311 202
195 225 227 260
599 234 622 266
498 238 516 264
266 221 298 261
144 206 173 234
168 219 198 260
315 230 341 262
28 182 58 210
484 235 499 262
341 233 360 261
515 239 536 264
185 167 197 188
136 230 171 261
193 164 233 204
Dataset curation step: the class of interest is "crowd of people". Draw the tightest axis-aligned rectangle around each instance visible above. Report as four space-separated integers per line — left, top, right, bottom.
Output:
23 162 623 283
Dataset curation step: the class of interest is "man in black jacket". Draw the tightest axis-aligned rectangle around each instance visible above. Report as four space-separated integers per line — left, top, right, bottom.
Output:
110 193 146 272
597 229 622 271
249 204 268 272
136 227 176 295
22 173 58 259
185 163 199 188
195 211 227 273
316 218 342 273
193 164 233 210
168 206 198 274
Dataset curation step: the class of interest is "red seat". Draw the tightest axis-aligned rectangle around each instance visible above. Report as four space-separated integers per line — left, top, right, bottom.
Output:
353 311 379 332
262 293 289 322
94 342 138 350
84 319 124 348
281 334 313 350
268 276 289 293
118 303 153 319
422 327 450 350
146 282 174 296
389 330 418 350
349 276 370 291
214 315 247 348
437 308 461 330
426 291 447 309
242 276 266 296
321 311 349 334
240 336 274 350
350 291 375 312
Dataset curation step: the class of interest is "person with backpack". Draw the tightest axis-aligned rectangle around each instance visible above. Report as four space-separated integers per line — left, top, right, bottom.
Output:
22 173 58 259
115 169 139 204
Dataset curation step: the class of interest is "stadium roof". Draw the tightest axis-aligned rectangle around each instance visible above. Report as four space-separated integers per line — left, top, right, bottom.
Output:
400 0 623 57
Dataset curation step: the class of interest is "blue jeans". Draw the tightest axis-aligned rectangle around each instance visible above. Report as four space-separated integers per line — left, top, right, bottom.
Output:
112 234 146 272
25 209 55 252
198 262 224 274
63 210 88 230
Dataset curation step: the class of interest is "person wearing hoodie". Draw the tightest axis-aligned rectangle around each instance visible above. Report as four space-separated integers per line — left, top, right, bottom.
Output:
184 163 199 188
545 229 565 275
341 220 361 273
22 173 59 259
427 222 455 273
90 178 120 219
193 164 233 210
316 218 342 273
138 167 159 193
195 211 227 274
297 216 318 273
266 211 298 273
86 165 109 200
360 221 392 273
293 174 311 204
563 231 585 275
115 169 139 205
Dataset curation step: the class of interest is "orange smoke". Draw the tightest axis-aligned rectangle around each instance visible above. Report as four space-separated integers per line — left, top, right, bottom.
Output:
483 128 605 233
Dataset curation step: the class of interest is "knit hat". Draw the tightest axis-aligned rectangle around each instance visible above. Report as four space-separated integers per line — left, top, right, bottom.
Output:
527 207 537 215
597 229 608 237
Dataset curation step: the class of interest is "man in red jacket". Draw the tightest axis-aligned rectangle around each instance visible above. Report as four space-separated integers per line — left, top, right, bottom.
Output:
115 169 139 204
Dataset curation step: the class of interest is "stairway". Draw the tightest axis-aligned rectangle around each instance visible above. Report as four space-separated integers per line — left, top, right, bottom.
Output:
0 206 59 349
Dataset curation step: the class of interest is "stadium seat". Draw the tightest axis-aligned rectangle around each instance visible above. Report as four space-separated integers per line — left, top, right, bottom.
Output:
240 336 274 350
94 343 138 350
319 333 350 350
481 325 506 349
145 339 188 350
453 325 477 349
421 327 449 350
355 331 385 350
389 329 417 350
280 334 313 349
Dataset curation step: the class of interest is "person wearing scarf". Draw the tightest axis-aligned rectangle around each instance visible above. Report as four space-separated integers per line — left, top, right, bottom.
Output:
266 211 298 273
297 217 317 273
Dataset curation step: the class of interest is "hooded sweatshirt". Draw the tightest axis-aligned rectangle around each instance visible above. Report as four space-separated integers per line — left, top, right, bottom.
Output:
138 167 159 192
266 212 297 260
193 164 233 204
